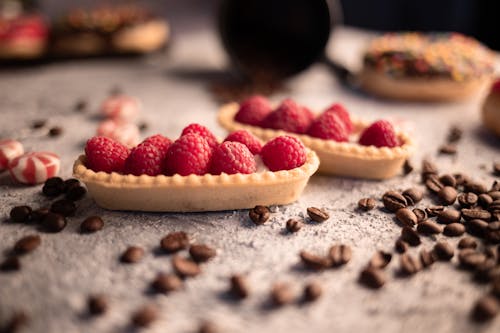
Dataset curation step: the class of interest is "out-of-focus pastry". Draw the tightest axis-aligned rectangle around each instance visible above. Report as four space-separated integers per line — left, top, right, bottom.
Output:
0 14 48 59
481 79 500 137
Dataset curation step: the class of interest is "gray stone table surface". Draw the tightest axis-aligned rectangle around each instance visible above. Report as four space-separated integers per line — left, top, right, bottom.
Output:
1 25 499 333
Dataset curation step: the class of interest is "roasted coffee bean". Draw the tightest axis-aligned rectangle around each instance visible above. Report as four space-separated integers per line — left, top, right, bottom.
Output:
438 186 457 205
421 159 438 179
88 294 108 315
368 251 392 269
466 219 489 238
229 274 249 299
396 208 418 227
286 219 303 233
32 119 47 129
189 244 216 263
433 241 454 261
401 226 421 246
329 245 352 266
465 182 488 195
30 207 49 223
359 267 386 289
172 256 201 278
382 191 407 212
458 192 478 208
63 178 80 193
160 231 189 253
48 126 63 137
458 249 486 270
419 249 436 268
425 205 445 217
486 223 500 243
74 99 88 112
417 220 442 235
439 144 457 155
50 199 76 217
443 223 465 237
439 174 457 188
472 295 499 322
484 246 498 261
14 235 41 254
358 198 376 211
2 311 29 333
447 126 463 143
151 273 182 293
10 206 32 223
490 199 500 213
270 282 294 306
120 246 144 263
491 181 500 192
131 304 158 327
402 188 423 205
307 207 329 222
474 259 499 283
66 186 86 201
249 205 270 225
494 162 500 176
403 159 414 175
395 239 409 253
42 177 64 197
458 237 478 249
0 257 20 271
412 208 427 222
425 174 444 193
41 213 67 232
138 122 149 132
489 191 500 200
80 216 104 233
453 173 470 186
303 281 323 302
492 279 500 298
461 208 491 222
399 253 421 275
478 194 493 209
198 321 218 333
300 251 330 270
437 209 461 224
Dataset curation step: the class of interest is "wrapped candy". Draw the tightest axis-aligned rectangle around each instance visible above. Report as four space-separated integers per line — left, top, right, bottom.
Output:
0 139 24 171
8 152 60 185
100 95 141 122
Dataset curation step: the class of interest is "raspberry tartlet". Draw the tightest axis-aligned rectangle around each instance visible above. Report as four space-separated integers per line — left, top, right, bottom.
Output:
73 127 319 212
218 97 414 180
481 79 500 137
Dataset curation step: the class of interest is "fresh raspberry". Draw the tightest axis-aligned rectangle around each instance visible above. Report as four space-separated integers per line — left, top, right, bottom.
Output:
260 136 307 171
359 120 400 148
181 123 218 150
234 95 273 126
491 79 500 94
261 99 313 134
85 136 129 173
224 130 263 155
307 109 349 142
140 134 172 154
124 144 164 176
323 103 354 133
210 141 256 175
164 134 213 176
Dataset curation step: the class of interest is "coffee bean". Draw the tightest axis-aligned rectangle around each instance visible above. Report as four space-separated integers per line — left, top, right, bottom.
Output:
425 205 445 217
160 231 189 253
437 209 461 224
368 251 392 269
461 208 491 222
358 198 376 211
439 174 457 188
443 223 465 237
229 274 249 299
270 282 294 306
32 119 47 129
472 295 499 322
88 294 108 315
395 239 409 253
401 226 421 246
189 244 216 263
14 235 41 254
120 246 144 263
307 207 329 222
403 159 414 175
249 205 270 225
494 162 500 176
447 126 463 143
433 241 454 261
489 191 500 200
41 213 67 233
474 259 499 283
490 199 500 213
74 99 88 112
396 208 417 227
438 186 458 205
359 267 386 289
425 174 444 193
2 311 29 333
303 281 322 302
48 126 63 137
172 256 201 278
286 219 303 233
458 237 477 249
0 257 20 271
486 223 500 243
329 244 352 267
417 220 443 235
421 159 438 179
50 199 76 217
30 207 50 223
42 177 64 197
139 122 149 132
198 321 218 333
399 253 421 275
300 251 330 270
10 206 32 223
382 191 407 212
66 186 86 201
458 192 478 208
491 181 500 192
44 176 64 188
439 144 457 155
151 273 182 293
464 182 488 195
80 216 104 233
419 249 436 268
454 173 470 186
412 208 427 222
131 304 158 327
492 279 500 298
63 178 80 193
402 188 423 205
458 249 486 270
466 219 489 238
477 194 493 209
484 246 498 261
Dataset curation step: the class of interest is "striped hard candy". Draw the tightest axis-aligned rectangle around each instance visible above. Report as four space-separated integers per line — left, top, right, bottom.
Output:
97 119 139 147
8 152 60 185
100 95 141 122
0 139 24 171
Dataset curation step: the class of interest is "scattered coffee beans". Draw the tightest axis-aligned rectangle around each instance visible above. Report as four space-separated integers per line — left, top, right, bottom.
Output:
160 231 189 253
425 174 444 193
433 241 454 261
50 199 76 217
303 281 322 302
359 267 386 289
421 159 438 179
66 186 87 201
437 209 461 224
63 178 80 192
198 321 218 333
80 216 104 233
404 160 414 175
403 188 423 205
32 119 46 129
462 209 491 221
399 253 421 275
131 304 158 327
74 99 88 112
396 208 418 227
438 186 457 205
417 220 443 235
494 162 500 176
30 208 49 223
443 223 466 237
368 251 392 269
189 244 216 263
439 174 457 188
48 126 63 137
270 282 294 306
466 219 489 238
329 245 352 267
120 246 144 264
472 295 499 322
286 219 303 233
0 257 21 271
10 206 32 223
382 191 407 212
14 235 41 254
172 256 201 278
464 182 488 195
458 237 477 249
358 198 376 211
401 226 421 246
1 311 29 333
307 207 329 222
439 144 457 155
300 251 330 271
419 249 436 268
88 294 108 315
42 177 64 197
151 273 182 293
447 126 463 143
412 208 427 222
229 274 249 299
425 205 445 217
41 213 67 233
249 205 270 225
395 239 409 253
458 249 486 270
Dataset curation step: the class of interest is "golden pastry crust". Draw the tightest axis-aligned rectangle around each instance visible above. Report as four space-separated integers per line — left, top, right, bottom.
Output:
482 92 500 137
0 38 46 59
218 103 414 180
73 150 319 212
112 19 169 53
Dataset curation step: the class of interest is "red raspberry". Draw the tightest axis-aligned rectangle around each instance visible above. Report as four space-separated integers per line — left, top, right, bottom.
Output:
140 134 172 154
324 103 354 133
260 136 307 171
124 144 164 176
181 123 218 150
224 130 262 155
359 120 400 148
84 136 129 173
307 110 349 142
234 95 273 126
164 134 213 176
261 99 313 134
491 78 500 94
210 141 256 175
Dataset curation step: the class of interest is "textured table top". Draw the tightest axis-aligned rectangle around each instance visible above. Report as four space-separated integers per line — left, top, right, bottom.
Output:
1 25 499 333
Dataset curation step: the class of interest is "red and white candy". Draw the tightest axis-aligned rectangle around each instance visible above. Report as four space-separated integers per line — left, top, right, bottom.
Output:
8 152 60 185
100 95 141 122
97 119 140 147
0 139 24 171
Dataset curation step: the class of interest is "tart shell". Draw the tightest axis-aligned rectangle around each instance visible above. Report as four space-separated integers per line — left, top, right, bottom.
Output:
218 103 414 180
73 151 319 212
481 92 500 137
